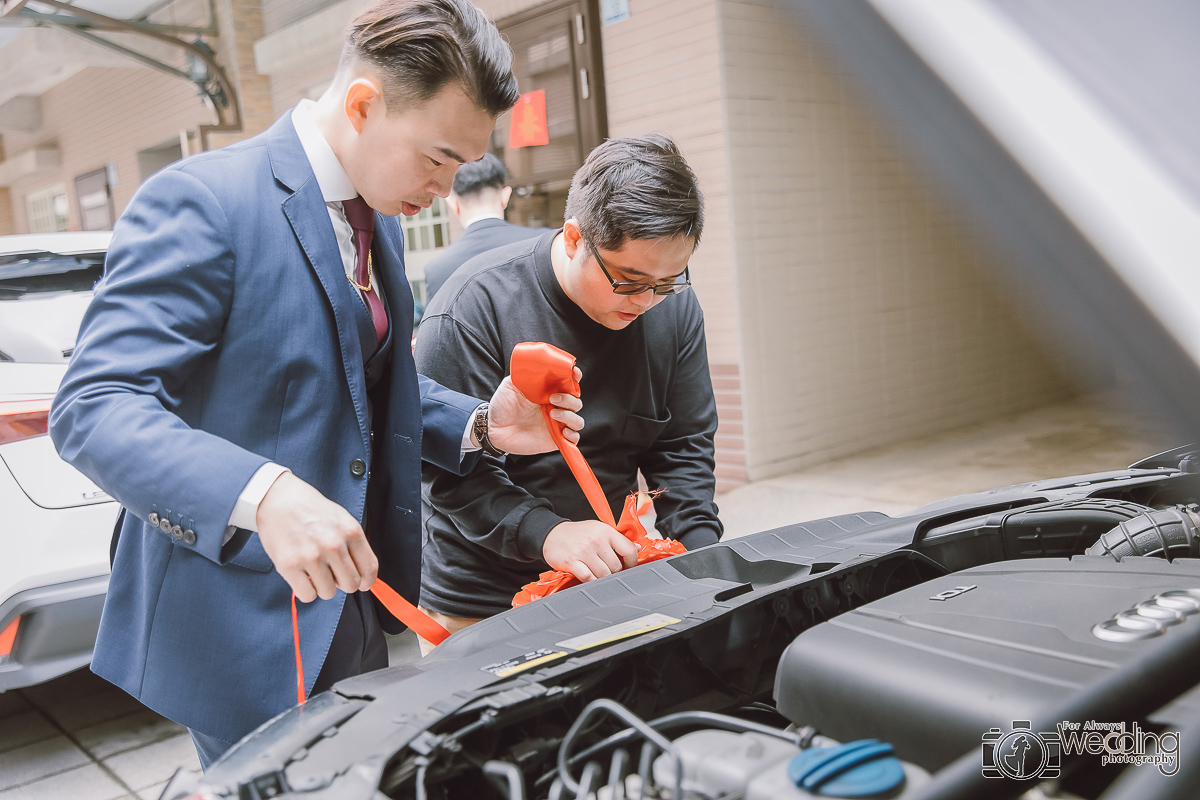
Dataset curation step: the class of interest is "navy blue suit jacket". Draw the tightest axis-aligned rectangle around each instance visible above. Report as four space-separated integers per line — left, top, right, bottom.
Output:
423 218 553 302
49 113 480 742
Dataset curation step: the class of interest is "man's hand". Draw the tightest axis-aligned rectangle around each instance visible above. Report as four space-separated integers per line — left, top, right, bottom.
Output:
256 472 379 603
543 520 639 582
485 369 585 455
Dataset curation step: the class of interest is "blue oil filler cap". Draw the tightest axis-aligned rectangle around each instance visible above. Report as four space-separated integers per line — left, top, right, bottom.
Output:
786 740 905 798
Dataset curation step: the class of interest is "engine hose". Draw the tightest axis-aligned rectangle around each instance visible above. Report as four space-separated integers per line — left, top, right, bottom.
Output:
1085 505 1200 561
535 709 821 791
557 700 681 798
608 748 631 797
483 760 527 800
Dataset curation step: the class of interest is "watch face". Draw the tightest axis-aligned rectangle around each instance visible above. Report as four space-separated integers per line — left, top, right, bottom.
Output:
474 404 505 457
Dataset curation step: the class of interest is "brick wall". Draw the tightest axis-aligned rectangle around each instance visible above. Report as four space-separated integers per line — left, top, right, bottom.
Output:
0 136 10 236
717 0 1070 479
207 0 275 149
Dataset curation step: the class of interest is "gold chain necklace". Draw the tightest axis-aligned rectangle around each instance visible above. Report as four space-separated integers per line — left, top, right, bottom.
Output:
348 250 373 293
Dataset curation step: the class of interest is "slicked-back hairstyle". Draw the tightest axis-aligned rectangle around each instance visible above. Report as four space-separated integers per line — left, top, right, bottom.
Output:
342 0 519 117
452 152 508 196
565 134 704 252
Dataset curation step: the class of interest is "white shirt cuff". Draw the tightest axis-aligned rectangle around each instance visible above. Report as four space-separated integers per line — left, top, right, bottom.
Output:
460 405 485 457
229 463 291 533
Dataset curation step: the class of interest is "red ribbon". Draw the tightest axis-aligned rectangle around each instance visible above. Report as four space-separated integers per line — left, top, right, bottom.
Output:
508 342 686 607
510 342 615 526
292 581 450 704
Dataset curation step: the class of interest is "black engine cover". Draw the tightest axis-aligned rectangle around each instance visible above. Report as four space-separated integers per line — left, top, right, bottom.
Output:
774 556 1200 770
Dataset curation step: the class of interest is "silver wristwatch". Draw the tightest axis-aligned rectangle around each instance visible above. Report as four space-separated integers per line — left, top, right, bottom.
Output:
473 403 507 457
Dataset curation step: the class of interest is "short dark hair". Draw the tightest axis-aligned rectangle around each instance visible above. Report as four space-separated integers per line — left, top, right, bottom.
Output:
565 134 704 252
452 152 508 196
342 0 520 117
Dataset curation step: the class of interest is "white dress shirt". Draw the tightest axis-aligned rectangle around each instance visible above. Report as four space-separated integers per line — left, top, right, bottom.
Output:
226 102 479 535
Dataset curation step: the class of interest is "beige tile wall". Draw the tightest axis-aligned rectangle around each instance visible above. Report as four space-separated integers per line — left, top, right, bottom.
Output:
267 58 343 118
262 0 344 35
5 67 214 232
1 0 274 233
718 0 1070 479
595 0 748 486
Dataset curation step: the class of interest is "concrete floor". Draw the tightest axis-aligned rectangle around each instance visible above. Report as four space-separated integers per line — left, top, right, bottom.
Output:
0 394 1174 798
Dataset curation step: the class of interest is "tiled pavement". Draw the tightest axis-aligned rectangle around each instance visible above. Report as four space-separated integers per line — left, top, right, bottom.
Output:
0 633 422 799
0 394 1172 797
0 668 193 800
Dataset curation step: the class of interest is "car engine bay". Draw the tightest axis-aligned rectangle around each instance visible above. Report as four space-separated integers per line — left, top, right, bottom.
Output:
176 451 1200 800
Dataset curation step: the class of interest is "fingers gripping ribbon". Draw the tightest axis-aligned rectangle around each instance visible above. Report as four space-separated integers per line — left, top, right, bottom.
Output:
508 342 686 607
291 582 451 704
294 341 682 703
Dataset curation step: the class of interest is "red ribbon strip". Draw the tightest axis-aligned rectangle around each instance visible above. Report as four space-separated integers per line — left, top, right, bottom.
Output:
292 593 304 705
510 342 615 526
291 581 450 704
508 342 686 607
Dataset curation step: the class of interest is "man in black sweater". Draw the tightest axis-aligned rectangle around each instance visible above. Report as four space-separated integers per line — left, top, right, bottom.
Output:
423 152 553 302
414 135 722 651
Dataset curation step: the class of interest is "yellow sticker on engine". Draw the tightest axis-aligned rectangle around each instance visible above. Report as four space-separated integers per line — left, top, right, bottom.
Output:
555 613 681 652
482 648 569 678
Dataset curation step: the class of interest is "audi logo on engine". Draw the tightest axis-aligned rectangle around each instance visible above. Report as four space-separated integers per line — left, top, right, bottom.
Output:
1092 589 1200 642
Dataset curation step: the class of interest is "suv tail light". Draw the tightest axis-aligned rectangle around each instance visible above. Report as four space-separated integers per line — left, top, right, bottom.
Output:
0 616 19 664
0 399 51 445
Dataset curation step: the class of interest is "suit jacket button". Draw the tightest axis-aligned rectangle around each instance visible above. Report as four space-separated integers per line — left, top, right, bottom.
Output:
148 512 160 526
350 458 367 478
171 525 183 540
183 529 197 545
159 518 173 533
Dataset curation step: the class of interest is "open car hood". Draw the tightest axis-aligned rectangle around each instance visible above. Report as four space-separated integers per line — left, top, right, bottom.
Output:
172 450 1200 800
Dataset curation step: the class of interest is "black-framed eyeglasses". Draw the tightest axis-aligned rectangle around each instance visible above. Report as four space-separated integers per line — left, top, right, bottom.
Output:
589 242 692 296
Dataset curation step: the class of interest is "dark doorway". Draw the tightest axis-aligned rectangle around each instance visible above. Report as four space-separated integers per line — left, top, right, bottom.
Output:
495 0 607 229
74 168 115 231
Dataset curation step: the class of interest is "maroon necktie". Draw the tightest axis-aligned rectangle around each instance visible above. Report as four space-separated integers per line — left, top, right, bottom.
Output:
341 196 388 343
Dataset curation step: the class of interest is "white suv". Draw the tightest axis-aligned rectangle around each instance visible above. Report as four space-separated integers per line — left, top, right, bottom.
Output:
0 232 110 363
0 233 118 690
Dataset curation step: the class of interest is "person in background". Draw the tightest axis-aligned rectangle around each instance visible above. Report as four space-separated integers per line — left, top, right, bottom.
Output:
422 152 554 302
414 134 722 654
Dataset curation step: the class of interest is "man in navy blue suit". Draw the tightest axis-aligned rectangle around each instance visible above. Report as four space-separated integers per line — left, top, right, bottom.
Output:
423 152 553 302
49 0 583 768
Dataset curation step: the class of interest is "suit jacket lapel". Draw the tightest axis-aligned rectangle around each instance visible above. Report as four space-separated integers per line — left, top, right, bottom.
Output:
268 114 371 451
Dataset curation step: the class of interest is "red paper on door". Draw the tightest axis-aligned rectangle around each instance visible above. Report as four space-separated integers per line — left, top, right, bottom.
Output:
508 90 550 149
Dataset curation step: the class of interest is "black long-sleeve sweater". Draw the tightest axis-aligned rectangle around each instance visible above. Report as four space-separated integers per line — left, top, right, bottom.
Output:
414 231 722 617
